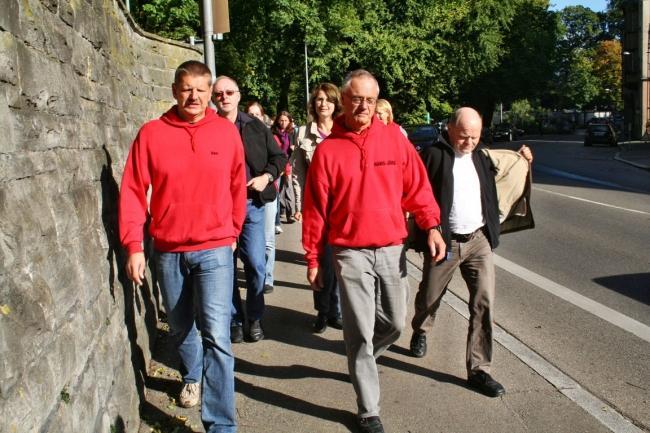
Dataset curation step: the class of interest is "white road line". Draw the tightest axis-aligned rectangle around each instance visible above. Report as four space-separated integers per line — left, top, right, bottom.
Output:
494 254 650 343
405 260 645 433
534 186 650 215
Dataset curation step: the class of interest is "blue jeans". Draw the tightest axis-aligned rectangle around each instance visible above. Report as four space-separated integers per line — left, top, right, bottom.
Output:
232 200 266 324
264 199 277 287
155 246 236 433
314 244 341 319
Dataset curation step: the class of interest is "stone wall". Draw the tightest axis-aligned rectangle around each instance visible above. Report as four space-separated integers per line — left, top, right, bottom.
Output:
0 0 201 431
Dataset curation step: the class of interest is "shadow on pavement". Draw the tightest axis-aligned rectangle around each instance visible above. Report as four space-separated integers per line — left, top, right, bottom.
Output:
275 248 308 265
593 273 650 305
261 305 347 356
236 358 349 382
235 377 358 432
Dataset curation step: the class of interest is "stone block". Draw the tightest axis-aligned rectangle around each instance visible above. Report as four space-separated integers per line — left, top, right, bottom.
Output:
0 0 202 431
0 31 19 86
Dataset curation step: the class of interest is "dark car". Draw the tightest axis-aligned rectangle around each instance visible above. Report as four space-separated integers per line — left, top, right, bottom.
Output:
405 125 439 151
492 123 524 142
584 123 617 147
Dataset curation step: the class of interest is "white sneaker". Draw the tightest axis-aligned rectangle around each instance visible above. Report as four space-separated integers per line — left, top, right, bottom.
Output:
178 382 200 408
275 225 283 234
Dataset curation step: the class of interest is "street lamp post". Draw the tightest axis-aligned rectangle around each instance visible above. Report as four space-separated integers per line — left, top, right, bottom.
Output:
304 42 310 108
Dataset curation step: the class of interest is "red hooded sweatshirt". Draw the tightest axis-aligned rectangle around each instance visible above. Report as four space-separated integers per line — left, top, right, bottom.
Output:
119 107 246 255
302 116 440 269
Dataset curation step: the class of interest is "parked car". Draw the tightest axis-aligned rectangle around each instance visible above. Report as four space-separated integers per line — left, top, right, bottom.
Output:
405 125 439 151
584 123 617 147
492 123 524 142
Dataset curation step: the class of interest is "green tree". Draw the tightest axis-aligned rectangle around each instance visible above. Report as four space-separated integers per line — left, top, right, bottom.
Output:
591 39 623 111
132 0 200 41
460 0 559 122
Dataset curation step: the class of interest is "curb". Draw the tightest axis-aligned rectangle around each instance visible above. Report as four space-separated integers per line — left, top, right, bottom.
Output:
614 152 650 171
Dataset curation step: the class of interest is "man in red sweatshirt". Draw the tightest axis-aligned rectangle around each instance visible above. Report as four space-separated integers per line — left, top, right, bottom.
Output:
119 60 245 433
301 69 446 433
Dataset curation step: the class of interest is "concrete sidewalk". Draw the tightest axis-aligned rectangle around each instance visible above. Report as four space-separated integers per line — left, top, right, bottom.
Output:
137 221 629 433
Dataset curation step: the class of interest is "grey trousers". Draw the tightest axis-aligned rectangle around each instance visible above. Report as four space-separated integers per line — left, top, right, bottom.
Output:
333 244 409 418
411 229 496 375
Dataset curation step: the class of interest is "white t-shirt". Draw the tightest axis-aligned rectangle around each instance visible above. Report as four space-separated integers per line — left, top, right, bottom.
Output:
449 152 485 234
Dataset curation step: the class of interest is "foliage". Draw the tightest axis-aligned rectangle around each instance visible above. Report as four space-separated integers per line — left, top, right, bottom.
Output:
127 0 623 122
591 39 623 110
461 0 559 122
509 99 536 126
132 0 200 41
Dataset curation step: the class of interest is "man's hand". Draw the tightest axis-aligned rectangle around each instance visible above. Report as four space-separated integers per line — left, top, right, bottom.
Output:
427 228 446 262
293 211 302 222
246 174 270 192
126 252 146 286
518 144 533 163
307 267 324 291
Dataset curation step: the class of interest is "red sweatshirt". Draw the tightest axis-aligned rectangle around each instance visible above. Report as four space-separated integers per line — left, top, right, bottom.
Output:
302 116 440 269
119 107 246 255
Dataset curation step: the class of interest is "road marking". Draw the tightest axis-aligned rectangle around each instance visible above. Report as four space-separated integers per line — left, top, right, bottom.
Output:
494 254 650 343
405 259 646 433
534 164 634 190
534 187 650 215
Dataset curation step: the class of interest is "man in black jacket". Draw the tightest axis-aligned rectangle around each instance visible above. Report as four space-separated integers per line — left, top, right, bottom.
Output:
409 107 532 397
213 76 287 343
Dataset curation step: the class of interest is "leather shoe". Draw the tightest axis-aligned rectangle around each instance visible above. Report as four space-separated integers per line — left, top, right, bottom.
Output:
263 284 274 294
248 320 264 342
409 332 427 358
358 416 384 433
312 315 327 334
467 371 506 397
327 316 343 330
230 324 243 344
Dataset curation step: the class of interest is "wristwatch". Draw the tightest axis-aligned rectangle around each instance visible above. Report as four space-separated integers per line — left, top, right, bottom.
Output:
265 173 274 183
430 225 442 233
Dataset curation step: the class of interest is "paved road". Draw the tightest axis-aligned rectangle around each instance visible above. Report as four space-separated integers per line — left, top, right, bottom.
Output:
139 135 649 433
478 137 650 430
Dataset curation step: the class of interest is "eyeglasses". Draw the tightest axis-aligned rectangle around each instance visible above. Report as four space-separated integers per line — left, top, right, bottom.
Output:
213 89 240 99
349 96 377 106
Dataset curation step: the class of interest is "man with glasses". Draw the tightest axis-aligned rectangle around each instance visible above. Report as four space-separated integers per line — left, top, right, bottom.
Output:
119 61 245 432
301 69 446 433
212 76 287 343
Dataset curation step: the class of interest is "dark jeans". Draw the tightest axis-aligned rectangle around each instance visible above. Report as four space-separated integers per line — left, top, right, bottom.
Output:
313 244 341 319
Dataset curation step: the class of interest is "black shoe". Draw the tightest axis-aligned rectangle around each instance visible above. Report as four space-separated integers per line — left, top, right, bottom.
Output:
312 315 327 334
467 371 506 397
248 320 264 342
409 332 427 358
230 324 244 344
327 316 343 330
263 284 274 294
358 416 384 433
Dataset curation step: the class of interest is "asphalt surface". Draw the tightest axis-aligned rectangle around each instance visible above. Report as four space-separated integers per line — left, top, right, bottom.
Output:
139 134 650 433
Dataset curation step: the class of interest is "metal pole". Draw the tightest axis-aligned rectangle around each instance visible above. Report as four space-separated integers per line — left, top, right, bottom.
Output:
304 42 310 107
202 0 216 83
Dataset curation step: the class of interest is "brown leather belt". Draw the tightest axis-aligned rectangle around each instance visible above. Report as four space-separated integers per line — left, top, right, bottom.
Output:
451 226 484 243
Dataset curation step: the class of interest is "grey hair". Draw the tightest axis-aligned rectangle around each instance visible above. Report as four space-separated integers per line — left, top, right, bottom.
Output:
448 107 482 126
213 75 239 90
341 69 380 94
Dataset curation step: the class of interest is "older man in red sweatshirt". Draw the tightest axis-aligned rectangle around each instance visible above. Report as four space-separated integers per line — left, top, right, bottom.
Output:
302 69 445 433
119 60 246 433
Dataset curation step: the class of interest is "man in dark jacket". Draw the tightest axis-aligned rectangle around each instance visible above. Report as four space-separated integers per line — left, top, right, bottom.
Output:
213 76 287 343
409 107 532 397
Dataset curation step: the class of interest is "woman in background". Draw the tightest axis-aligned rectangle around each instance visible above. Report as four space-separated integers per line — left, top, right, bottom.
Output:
272 111 297 227
291 83 343 333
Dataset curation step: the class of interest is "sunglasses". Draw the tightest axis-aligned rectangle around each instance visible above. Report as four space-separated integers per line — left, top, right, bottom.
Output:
213 89 240 99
